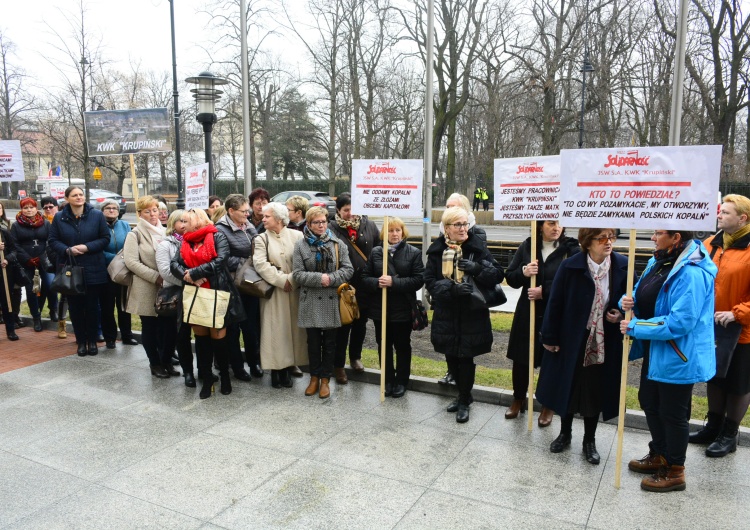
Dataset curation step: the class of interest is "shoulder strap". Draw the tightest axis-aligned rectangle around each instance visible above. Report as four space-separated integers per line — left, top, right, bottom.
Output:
351 241 368 262
334 242 339 270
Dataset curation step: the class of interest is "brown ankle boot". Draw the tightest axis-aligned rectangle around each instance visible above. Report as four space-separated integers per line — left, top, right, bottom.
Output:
505 399 524 419
641 465 686 492
319 378 330 399
538 407 554 427
58 319 67 339
334 367 348 385
305 376 320 396
629 451 666 474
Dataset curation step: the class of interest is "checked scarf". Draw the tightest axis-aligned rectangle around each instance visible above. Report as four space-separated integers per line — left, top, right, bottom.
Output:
584 255 611 367
303 226 334 273
15 212 45 228
442 240 464 283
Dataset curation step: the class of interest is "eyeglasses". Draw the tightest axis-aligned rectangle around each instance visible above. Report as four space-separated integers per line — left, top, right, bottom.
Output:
594 235 617 244
310 220 327 226
235 209 250 215
43 205 56 210
450 222 470 229
103 206 119 211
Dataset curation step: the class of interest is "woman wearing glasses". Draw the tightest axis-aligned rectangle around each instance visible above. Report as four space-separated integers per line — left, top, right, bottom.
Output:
293 206 353 399
537 228 628 465
424 206 504 423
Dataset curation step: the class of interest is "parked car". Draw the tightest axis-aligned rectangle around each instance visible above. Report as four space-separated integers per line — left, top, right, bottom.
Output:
271 190 337 218
89 189 127 218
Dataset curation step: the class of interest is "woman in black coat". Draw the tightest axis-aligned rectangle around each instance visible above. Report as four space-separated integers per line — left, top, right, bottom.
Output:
505 221 580 425
362 217 424 398
48 186 111 356
425 207 504 423
537 228 628 465
329 192 381 380
171 208 246 399
0 227 20 341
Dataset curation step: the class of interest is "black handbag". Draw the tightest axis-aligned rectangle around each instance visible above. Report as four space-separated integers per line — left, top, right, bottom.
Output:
465 275 507 310
52 255 86 295
715 322 742 379
154 284 183 317
410 298 429 331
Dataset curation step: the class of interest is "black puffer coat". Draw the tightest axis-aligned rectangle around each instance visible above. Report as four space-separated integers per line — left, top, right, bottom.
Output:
0 227 19 289
170 230 246 326
424 234 504 358
214 215 257 272
11 218 50 265
505 236 580 365
361 243 424 322
329 216 381 309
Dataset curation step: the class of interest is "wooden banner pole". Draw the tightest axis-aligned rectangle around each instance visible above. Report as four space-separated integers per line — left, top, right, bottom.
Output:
615 229 637 488
527 221 537 431
0 249 11 309
380 216 390 403
129 154 139 203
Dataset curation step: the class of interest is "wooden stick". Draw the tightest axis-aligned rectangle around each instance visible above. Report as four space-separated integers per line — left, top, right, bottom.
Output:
129 154 139 202
380 216 390 403
615 229 637 489
0 249 11 309
527 221 537 431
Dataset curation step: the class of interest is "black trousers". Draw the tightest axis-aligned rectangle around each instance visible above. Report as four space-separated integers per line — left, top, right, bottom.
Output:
1 281 12 336
68 284 105 344
639 351 694 466
100 280 133 342
227 294 261 372
307 328 337 379
446 355 476 405
335 315 367 367
373 320 412 386
176 321 195 375
140 315 171 367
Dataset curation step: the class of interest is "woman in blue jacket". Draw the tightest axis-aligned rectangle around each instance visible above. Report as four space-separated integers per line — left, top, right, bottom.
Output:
48 186 110 356
621 230 716 493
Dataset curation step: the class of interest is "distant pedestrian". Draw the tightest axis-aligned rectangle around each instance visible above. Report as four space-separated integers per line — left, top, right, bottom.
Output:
482 187 489 211
472 187 481 211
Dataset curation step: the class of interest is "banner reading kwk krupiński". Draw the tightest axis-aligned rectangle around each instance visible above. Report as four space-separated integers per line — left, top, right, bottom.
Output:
559 145 722 231
350 160 423 217
0 140 25 182
494 156 560 221
84 108 172 157
184 163 210 210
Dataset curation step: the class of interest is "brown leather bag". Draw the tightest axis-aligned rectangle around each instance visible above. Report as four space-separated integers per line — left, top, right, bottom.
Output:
334 242 359 325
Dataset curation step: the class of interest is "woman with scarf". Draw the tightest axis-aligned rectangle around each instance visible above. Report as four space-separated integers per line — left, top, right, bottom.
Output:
48 186 110 356
10 198 51 332
124 196 176 378
424 207 504 423
171 208 246 399
620 230 716 492
100 199 137 349
39 197 61 326
0 224 19 340
537 228 628 465
292 206 353 399
329 192 380 381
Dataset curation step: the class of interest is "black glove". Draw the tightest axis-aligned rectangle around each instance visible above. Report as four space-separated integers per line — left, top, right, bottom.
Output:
452 282 473 297
457 259 482 275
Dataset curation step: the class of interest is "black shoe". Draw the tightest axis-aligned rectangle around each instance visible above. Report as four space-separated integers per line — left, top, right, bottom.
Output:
87 342 98 356
150 365 170 379
6 332 19 341
199 378 213 399
106 341 116 350
33 316 43 332
171 355 180 366
14 317 25 329
49 308 58 322
385 383 393 397
250 364 264 378
184 373 196 388
583 440 600 465
96 335 105 343
689 413 724 445
706 431 738 458
456 404 470 423
280 368 293 388
550 432 572 453
121 337 139 346
271 370 282 388
77 343 87 356
438 371 455 385
392 384 406 398
164 365 180 377
220 373 232 395
289 365 303 378
447 399 460 413
234 369 252 382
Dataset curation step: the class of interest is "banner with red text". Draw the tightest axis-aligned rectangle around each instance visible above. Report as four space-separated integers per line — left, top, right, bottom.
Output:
0 140 25 182
184 163 209 210
494 156 560 221
350 159 423 217
558 145 722 230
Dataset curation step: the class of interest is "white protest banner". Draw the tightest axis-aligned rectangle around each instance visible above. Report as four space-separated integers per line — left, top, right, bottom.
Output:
84 108 172 157
494 155 560 221
184 163 210 210
350 160 424 217
559 145 722 230
0 140 25 182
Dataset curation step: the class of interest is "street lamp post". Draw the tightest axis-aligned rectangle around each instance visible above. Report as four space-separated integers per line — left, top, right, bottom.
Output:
80 56 91 200
577 53 595 149
185 72 227 197
723 162 732 196
168 0 184 210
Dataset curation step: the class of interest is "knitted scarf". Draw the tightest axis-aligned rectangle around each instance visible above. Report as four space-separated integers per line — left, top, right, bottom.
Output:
584 255 611 367
303 225 334 273
181 225 218 289
442 240 464 283
723 224 750 250
15 212 45 228
335 213 361 242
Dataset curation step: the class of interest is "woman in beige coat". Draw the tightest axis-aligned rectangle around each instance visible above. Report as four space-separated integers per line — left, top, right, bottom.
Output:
253 202 308 388
124 195 178 379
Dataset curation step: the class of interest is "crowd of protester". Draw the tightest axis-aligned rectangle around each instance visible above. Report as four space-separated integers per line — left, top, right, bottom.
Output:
1 188 748 493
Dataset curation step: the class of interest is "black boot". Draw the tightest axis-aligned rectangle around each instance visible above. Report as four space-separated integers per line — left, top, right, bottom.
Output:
550 432 572 453
199 376 214 399
271 370 281 388
280 368 293 388
33 316 43 332
583 439 600 465
49 308 58 322
706 420 739 458
5 319 18 341
689 412 724 445
195 335 213 399
184 372 197 388
214 337 232 395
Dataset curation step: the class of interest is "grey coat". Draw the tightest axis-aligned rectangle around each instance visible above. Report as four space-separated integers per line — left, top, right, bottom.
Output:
214 214 257 273
156 236 183 287
292 233 354 329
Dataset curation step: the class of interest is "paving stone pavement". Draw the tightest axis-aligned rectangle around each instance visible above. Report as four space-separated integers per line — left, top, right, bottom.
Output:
0 343 748 529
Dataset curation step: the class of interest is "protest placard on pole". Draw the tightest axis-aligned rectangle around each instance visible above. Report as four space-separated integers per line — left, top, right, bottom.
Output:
84 108 172 157
559 144 722 489
184 163 210 210
0 140 25 183
351 159 424 402
495 156 560 430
